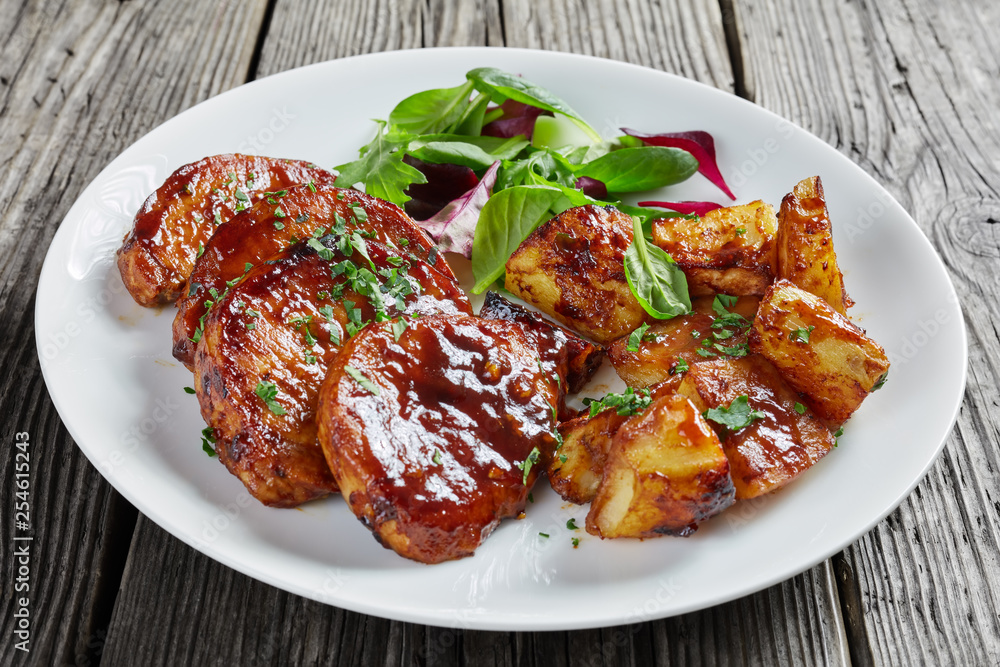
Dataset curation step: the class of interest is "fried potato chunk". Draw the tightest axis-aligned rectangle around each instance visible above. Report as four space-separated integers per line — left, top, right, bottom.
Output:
586 394 735 538
195 239 470 508
117 154 336 306
173 184 445 368
776 176 852 314
677 355 835 500
749 279 889 425
652 201 777 296
504 205 646 345
479 291 605 396
317 315 560 564
608 296 759 388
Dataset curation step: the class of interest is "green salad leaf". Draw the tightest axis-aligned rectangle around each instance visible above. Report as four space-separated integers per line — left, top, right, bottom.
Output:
623 216 690 319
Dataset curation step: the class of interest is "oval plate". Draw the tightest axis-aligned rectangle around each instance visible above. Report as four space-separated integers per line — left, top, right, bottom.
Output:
36 47 967 630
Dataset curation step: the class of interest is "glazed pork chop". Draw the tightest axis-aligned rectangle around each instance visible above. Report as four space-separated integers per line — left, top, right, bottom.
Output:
117 154 336 306
195 237 471 507
173 184 448 368
317 315 561 564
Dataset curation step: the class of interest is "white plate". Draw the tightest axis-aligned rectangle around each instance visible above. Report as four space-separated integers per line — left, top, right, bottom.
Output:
36 47 967 630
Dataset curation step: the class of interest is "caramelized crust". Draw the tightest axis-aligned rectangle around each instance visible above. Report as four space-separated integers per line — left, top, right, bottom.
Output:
676 355 835 500
479 291 605 397
652 201 777 296
776 176 853 314
608 296 759 388
118 154 336 306
586 393 735 538
317 315 560 564
195 239 471 508
505 205 647 345
173 184 447 368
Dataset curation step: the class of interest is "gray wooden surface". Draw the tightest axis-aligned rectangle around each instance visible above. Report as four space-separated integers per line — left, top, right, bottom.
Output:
1 0 996 664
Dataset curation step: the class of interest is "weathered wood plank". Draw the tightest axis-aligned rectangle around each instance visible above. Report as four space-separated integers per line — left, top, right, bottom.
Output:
99 2 852 666
501 0 736 93
0 0 267 664
734 0 1000 664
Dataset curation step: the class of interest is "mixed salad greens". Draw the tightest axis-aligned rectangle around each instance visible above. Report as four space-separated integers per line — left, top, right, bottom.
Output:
335 67 735 319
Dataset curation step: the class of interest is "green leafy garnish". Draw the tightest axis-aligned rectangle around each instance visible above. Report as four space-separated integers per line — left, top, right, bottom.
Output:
794 402 806 415
255 381 287 416
873 370 888 391
391 318 408 342
567 518 579 531
624 216 690 319
627 322 652 352
671 358 690 375
432 449 443 465
201 427 217 457
344 365 380 395
335 120 426 205
583 387 652 418
790 325 816 343
183 386 195 395
517 446 541 485
704 395 764 432
470 185 562 293
575 146 698 192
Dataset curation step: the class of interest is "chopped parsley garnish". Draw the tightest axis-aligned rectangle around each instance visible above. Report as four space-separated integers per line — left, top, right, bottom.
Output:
572 537 580 548
626 322 651 352
566 518 579 530
583 387 652 418
834 426 844 447
307 180 317 193
197 242 205 258
790 325 816 343
183 386 195 395
671 358 690 375
255 380 287 415
201 427 217 457
714 341 749 357
696 347 716 358
432 449 443 465
274 221 285 230
391 318 408 342
538 532 550 539
307 237 335 261
517 447 541 485
344 365 380 395
735 227 747 236
794 402 806 415
703 395 765 432
319 304 335 322
234 189 249 202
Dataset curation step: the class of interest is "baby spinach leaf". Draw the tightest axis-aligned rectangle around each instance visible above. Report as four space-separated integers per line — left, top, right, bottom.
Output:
576 146 699 193
388 80 475 135
466 67 602 143
623 216 690 319
408 136 529 170
471 185 562 293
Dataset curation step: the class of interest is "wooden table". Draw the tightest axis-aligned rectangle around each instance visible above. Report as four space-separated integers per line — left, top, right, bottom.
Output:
3 0 997 664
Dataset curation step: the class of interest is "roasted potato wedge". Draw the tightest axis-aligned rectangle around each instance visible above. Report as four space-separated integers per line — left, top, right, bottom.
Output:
586 393 735 538
608 296 759 388
549 408 631 505
505 205 646 345
676 355 835 499
749 279 889 425
776 176 852 314
652 201 777 296
479 291 605 397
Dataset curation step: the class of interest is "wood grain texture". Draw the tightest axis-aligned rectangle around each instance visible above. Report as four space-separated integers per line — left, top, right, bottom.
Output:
0 0 268 664
501 0 736 92
97 2 850 666
734 0 1000 664
254 0 504 79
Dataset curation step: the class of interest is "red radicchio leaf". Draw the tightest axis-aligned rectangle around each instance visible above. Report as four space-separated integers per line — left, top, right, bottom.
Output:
403 155 479 220
418 161 501 258
482 100 549 140
575 176 607 200
622 128 736 200
637 200 724 217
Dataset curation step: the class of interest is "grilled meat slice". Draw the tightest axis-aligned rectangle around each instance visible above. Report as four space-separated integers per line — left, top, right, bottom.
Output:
117 154 336 306
174 184 448 368
317 315 560 564
195 238 471 508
